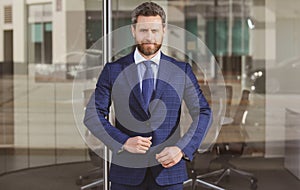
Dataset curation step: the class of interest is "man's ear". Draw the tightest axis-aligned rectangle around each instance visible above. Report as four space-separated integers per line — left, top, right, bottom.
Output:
162 24 167 34
131 25 135 38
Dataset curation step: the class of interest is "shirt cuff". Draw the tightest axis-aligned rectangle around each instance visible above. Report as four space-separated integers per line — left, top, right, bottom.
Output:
182 151 190 161
117 145 125 155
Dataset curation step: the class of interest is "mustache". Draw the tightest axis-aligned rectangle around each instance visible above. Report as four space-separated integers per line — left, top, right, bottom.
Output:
140 42 160 45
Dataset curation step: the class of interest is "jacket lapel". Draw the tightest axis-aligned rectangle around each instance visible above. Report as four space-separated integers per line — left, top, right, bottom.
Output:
121 52 178 117
121 53 149 116
150 53 175 111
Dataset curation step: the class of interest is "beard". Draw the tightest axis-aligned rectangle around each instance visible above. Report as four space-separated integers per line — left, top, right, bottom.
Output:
137 43 162 56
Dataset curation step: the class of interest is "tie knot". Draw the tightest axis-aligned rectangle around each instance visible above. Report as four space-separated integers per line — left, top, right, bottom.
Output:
144 61 153 69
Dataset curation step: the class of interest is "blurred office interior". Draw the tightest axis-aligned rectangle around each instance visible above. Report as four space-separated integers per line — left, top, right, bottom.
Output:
1 0 300 189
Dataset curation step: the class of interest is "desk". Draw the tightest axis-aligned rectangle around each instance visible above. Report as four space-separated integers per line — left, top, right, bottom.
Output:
284 108 300 180
216 124 247 144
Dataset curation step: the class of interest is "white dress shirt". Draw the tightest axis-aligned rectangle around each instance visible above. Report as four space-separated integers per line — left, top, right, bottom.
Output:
134 48 160 90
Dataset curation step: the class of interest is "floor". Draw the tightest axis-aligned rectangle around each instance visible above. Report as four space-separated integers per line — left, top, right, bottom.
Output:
0 157 300 190
190 157 300 190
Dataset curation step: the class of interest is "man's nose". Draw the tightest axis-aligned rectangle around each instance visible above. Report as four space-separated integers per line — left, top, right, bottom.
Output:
145 30 154 40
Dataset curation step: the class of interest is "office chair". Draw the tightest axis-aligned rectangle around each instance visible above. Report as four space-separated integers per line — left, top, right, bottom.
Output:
211 89 258 190
183 85 232 190
197 84 232 117
184 149 226 190
224 86 232 118
76 89 104 190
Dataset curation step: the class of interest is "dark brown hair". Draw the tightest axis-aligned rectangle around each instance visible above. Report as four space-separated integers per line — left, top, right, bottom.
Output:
131 2 166 24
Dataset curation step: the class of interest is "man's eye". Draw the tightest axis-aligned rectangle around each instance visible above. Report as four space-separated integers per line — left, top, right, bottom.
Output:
152 30 158 33
140 29 148 32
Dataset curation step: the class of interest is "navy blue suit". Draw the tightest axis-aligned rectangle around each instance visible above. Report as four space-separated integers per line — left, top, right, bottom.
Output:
84 52 212 186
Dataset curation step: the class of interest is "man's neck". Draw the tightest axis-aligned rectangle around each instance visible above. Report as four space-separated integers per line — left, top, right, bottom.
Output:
138 50 160 60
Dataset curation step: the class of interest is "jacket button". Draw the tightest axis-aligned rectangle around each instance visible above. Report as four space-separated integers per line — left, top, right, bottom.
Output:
146 122 150 127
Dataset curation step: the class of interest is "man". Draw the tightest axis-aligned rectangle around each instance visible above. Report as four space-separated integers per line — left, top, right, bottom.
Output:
84 2 212 190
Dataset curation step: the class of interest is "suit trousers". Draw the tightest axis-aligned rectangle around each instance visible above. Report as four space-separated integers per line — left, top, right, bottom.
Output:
110 168 183 190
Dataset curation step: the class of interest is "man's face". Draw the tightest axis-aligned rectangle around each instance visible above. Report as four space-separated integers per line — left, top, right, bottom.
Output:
131 15 165 57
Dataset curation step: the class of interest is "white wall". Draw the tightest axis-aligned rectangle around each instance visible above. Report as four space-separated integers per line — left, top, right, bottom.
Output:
250 6 266 61
52 0 86 64
65 0 86 63
52 0 67 63
276 18 300 63
265 0 300 157
265 0 280 158
13 0 26 63
26 0 51 4
11 0 88 171
0 1 4 62
0 0 14 62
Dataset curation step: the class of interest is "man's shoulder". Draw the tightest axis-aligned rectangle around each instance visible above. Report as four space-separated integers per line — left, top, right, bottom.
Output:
107 52 134 67
102 53 134 78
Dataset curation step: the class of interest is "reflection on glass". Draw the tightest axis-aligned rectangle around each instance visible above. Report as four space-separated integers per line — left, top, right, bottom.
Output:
1 0 300 188
27 4 52 64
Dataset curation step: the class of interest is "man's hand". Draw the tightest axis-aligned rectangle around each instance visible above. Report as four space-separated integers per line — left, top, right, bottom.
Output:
123 136 152 154
156 146 183 168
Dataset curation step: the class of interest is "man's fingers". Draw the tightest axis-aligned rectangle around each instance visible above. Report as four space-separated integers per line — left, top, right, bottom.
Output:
156 146 183 168
138 144 150 151
123 136 153 154
156 153 170 163
139 136 152 144
136 149 147 154
137 139 152 148
156 148 169 159
162 161 175 168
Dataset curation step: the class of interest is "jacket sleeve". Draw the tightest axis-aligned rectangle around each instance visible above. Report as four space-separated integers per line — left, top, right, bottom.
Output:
175 63 212 161
83 64 130 153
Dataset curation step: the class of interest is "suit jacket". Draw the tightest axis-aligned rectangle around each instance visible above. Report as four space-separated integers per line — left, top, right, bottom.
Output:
84 52 212 186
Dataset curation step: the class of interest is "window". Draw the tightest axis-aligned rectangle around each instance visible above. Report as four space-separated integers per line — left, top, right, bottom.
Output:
27 4 52 64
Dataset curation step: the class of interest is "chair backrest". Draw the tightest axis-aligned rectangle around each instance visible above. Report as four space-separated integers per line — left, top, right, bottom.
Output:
216 89 250 156
200 85 211 105
225 85 233 117
200 84 232 111
232 89 250 125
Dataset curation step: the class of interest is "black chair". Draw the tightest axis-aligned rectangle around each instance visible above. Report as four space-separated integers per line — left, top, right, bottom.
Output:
184 89 257 190
76 89 104 190
210 89 257 190
224 86 233 118
184 149 226 190
183 85 232 190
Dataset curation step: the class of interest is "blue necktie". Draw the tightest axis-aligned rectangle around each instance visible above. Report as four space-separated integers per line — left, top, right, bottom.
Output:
142 61 154 110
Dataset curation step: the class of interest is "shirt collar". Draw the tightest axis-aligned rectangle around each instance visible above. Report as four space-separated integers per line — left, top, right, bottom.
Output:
134 47 161 65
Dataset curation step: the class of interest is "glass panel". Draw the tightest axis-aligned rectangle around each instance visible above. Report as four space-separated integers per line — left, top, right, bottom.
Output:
44 23 52 64
232 19 249 55
2 0 300 189
110 0 266 178
86 0 103 49
206 19 228 56
28 23 42 63
31 23 43 43
45 23 52 32
27 4 52 64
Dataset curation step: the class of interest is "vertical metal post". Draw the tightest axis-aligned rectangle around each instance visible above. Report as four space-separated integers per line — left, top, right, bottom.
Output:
241 0 246 90
102 0 112 190
228 0 233 56
213 0 219 79
103 0 112 64
241 0 245 55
